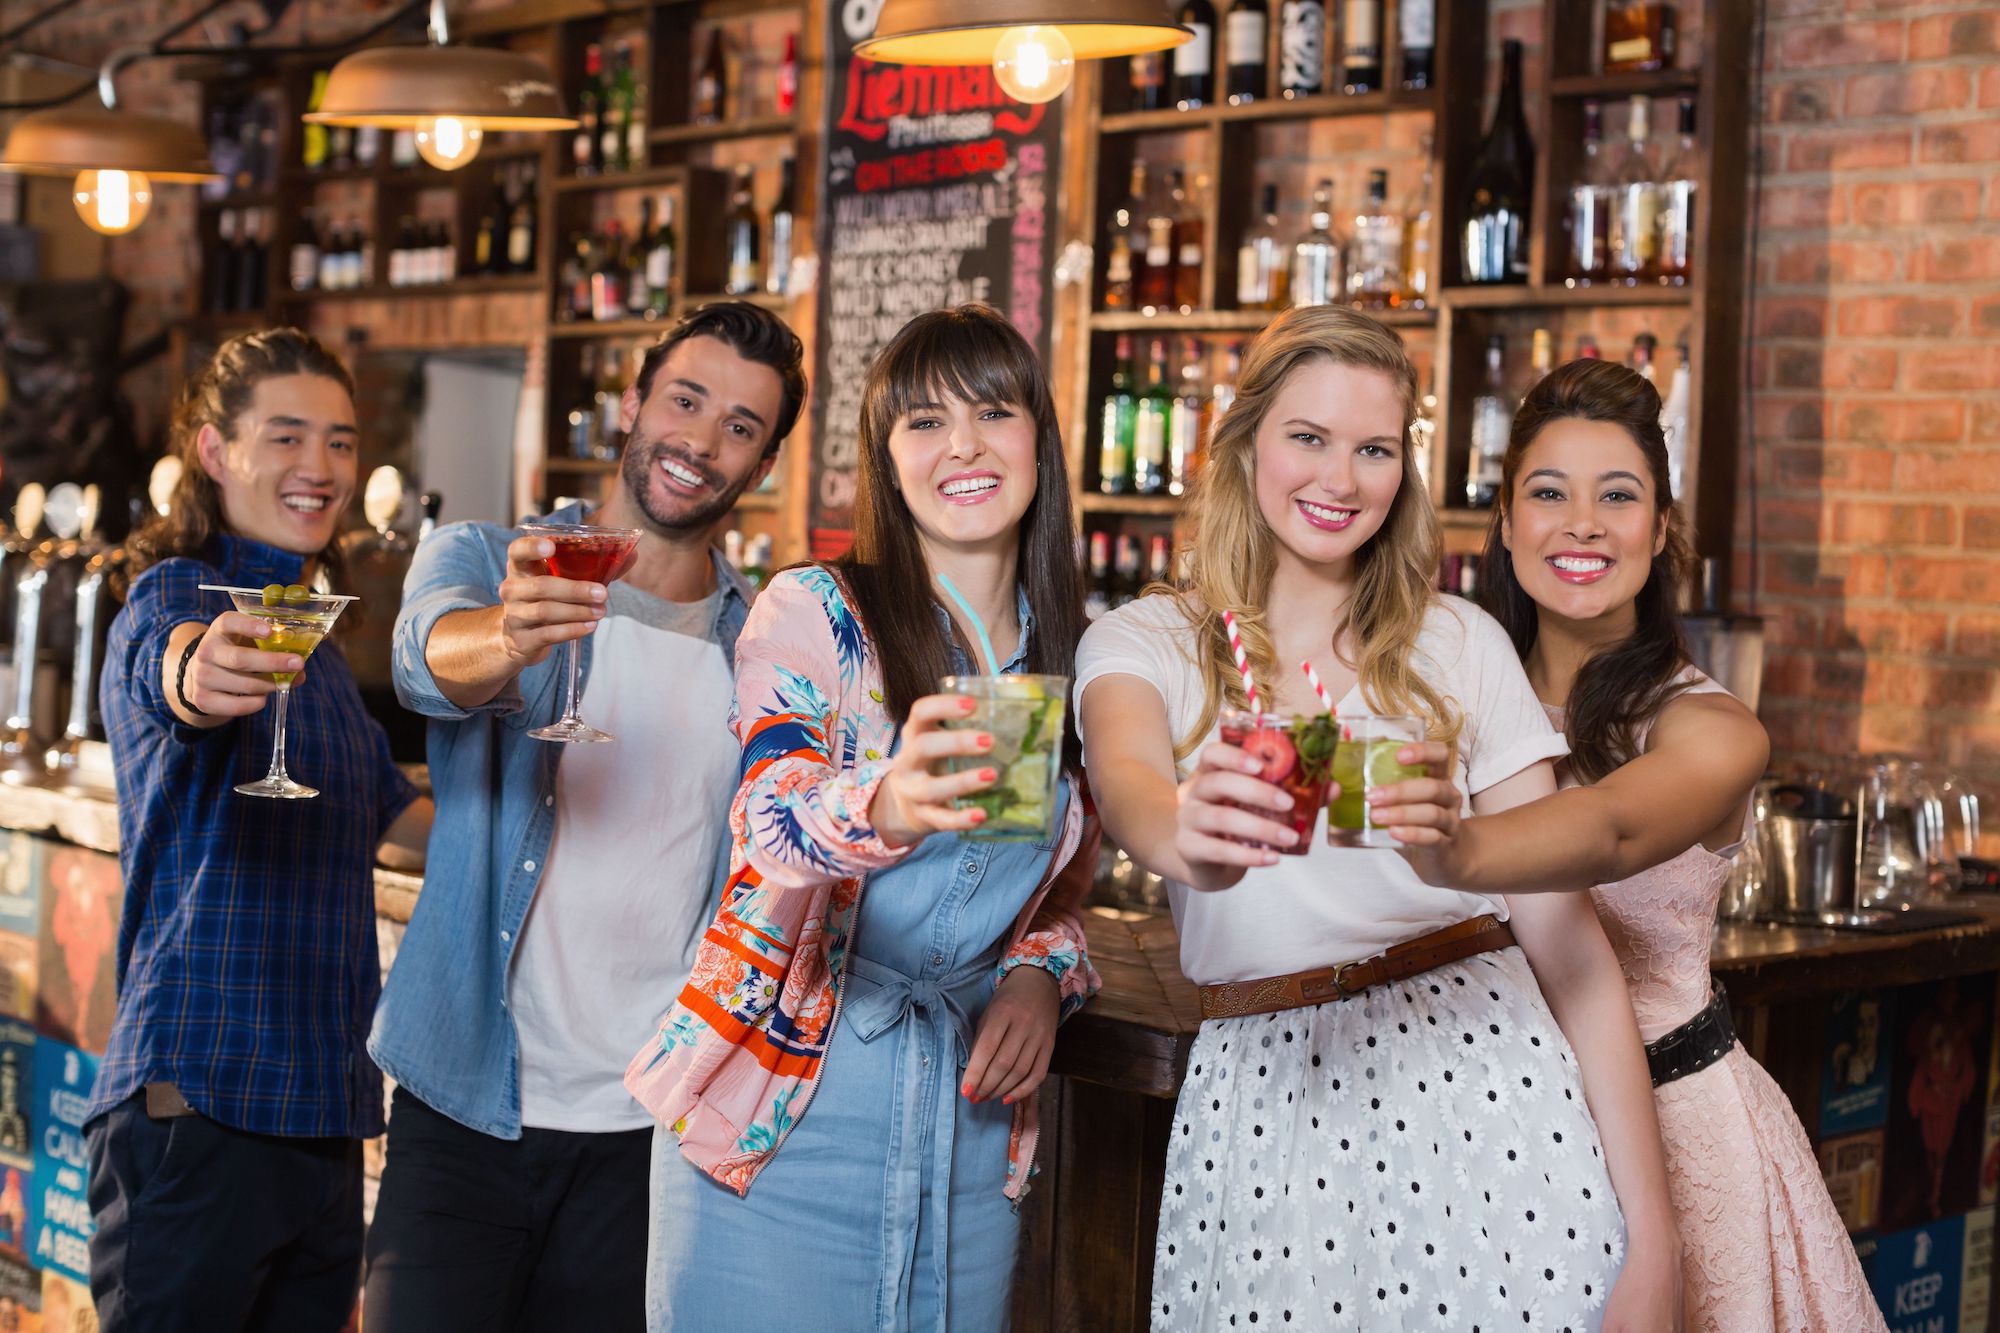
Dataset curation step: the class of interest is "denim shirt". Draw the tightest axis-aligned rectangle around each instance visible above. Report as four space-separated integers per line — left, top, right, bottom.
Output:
371 502 753 1138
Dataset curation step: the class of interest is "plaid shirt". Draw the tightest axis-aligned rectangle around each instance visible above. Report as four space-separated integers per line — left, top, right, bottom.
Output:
88 534 417 1138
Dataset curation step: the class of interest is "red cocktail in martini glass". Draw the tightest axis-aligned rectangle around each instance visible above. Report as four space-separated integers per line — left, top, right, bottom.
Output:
523 522 641 743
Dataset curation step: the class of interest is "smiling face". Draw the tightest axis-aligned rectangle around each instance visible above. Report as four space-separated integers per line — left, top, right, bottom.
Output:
196 373 358 555
1250 358 1407 572
618 334 782 534
1501 416 1667 628
887 391 1039 558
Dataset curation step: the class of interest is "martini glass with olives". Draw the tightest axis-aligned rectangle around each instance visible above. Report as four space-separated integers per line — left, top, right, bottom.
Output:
200 583 358 799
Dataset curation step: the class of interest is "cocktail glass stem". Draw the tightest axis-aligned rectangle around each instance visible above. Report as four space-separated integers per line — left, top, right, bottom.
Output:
265 684 292 786
558 640 584 729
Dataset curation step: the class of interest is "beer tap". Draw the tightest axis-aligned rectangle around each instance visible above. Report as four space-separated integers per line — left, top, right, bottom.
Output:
47 485 123 793
0 484 53 782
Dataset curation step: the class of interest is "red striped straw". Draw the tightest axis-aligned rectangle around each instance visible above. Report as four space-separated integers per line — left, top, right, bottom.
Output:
1220 610 1260 715
1300 659 1333 713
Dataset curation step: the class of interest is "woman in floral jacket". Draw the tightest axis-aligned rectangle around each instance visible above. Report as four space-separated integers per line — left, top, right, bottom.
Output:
628 305 1099 1332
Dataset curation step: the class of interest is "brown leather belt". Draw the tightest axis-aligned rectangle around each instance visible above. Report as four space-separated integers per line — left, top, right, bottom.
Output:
1197 914 1517 1021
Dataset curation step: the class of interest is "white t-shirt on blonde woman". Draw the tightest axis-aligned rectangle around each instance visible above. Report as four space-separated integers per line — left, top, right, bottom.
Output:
1074 593 1569 986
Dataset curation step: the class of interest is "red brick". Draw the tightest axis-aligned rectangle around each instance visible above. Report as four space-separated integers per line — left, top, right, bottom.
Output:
1834 399 1966 446
1759 497 1826 544
1895 448 2000 495
1954 614 2000 658
1909 11 2000 60
1908 346 2000 392
1844 67 1973 117
1821 446 1898 491
1835 295 1962 338
1775 240 1901 285
1850 177 1982 227
1921 119 2000 164
1759 296 1830 338
1765 601 1829 650
1765 445 1827 490
1752 396 1827 443
1770 79 1839 123
1982 65 2000 108
1788 127 1914 172
1760 184 1842 229
1777 20 1907 68
1967 507 2000 551
1830 609 1951 657
1826 499 1957 547
1976 295 2000 336
1914 235 2000 283
1892 557 2000 603
1824 345 1901 390
1926 666 2000 709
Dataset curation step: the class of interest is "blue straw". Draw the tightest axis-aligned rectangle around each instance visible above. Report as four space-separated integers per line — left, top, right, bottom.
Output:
934 573 1001 675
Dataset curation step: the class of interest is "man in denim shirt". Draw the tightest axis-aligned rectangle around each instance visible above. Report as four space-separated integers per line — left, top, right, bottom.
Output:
363 304 806 1331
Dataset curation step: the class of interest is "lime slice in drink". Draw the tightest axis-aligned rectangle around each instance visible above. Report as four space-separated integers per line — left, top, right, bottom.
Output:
1367 739 1424 787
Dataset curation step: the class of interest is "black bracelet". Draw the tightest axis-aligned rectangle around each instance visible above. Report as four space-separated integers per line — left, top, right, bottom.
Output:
174 633 206 717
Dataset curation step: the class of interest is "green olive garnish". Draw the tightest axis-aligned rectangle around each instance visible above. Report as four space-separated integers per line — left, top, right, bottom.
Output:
282 584 309 605
261 583 285 607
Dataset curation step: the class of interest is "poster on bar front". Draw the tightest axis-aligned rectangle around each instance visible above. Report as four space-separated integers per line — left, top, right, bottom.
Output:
809 0 1064 557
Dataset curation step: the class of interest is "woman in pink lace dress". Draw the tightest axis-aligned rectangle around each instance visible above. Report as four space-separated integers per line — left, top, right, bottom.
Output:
1443 358 1884 1331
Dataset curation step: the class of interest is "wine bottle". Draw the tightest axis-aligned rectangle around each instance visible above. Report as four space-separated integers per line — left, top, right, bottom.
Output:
1099 336 1138 495
1465 334 1508 508
1130 46 1167 111
1134 339 1172 495
1279 0 1326 99
1340 0 1382 95
1399 0 1435 90
1567 99 1612 285
1461 39 1533 285
1175 0 1217 109
1657 97 1697 286
1290 177 1341 306
1225 0 1268 105
1171 170 1205 315
646 195 677 320
696 27 728 124
289 211 320 293
725 165 762 295
576 44 604 177
767 157 796 297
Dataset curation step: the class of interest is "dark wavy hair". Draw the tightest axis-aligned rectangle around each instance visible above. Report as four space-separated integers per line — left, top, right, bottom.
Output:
1477 358 1697 783
634 300 807 456
835 305 1085 774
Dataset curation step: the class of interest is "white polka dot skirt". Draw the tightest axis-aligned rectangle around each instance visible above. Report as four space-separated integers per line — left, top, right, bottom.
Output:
1152 946 1627 1332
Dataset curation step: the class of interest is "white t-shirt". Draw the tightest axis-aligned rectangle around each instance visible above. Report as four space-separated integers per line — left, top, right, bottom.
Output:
510 583 737 1131
1074 594 1568 985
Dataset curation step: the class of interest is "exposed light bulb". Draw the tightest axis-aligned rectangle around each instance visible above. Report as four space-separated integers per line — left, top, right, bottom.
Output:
992 25 1074 104
414 116 483 171
72 169 154 236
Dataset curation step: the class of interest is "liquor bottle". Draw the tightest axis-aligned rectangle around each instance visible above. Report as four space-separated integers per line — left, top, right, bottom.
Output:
696 27 728 124
1657 97 1697 286
205 108 239 202
1409 370 1437 489
1340 0 1383 95
569 232 594 319
1225 0 1268 105
1345 168 1401 309
1567 99 1612 285
1462 39 1533 284
1111 533 1143 607
1168 337 1207 496
209 210 238 312
1146 533 1173 586
1175 0 1217 109
471 205 498 277
1398 142 1435 309
1279 0 1326 99
391 128 417 169
576 44 604 177
1104 161 1147 310
1134 338 1172 494
302 71 330 171
329 120 354 173
1527 327 1554 393
436 219 457 284
356 124 381 169
507 167 538 273
1400 0 1435 90
1464 333 1508 508
725 165 763 295
1290 177 1341 307
354 218 373 288
1236 182 1290 310
645 195 676 319
237 210 268 311
389 216 416 288
1577 333 1602 360
591 221 628 320
606 40 636 173
1130 46 1167 111
595 344 626 458
247 101 275 190
319 217 343 291
1212 340 1243 423
1609 95 1661 284
1171 169 1205 315
767 156 796 297
627 63 650 172
289 212 320 293
777 31 799 115
1604 0 1676 75
408 220 431 286
627 199 656 318
1628 331 1658 384
1140 173 1176 314
1660 337 1691 496
1098 335 1138 495
1085 531 1113 620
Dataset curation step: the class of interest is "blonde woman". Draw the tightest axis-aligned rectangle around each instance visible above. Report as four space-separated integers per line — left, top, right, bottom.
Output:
1075 307 1681 1331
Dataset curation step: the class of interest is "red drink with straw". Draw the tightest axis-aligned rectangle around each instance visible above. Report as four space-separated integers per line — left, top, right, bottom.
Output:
1218 708 1334 854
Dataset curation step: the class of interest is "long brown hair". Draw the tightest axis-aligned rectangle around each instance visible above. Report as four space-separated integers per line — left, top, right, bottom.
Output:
126 327 356 587
1477 357 1697 782
835 305 1085 773
1164 305 1460 763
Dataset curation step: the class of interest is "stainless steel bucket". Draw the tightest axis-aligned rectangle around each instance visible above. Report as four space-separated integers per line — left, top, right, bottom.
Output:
1764 813 1858 915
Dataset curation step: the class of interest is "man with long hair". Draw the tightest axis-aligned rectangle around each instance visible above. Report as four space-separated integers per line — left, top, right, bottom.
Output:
363 302 806 1331
87 328 431 1332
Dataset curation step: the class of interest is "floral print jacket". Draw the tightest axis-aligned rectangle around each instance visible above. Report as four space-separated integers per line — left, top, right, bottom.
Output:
625 565 1100 1201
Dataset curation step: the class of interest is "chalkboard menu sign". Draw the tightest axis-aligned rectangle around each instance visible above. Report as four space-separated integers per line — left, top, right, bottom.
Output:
808 1 1065 555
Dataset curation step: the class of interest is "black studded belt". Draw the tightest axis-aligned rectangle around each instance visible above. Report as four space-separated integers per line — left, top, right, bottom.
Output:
1644 981 1737 1088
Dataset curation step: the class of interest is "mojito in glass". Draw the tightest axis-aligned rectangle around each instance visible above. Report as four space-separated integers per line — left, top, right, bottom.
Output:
940 673 1068 842
1328 715 1428 848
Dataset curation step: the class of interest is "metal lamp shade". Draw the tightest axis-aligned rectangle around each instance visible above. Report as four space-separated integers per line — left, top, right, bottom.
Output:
304 44 576 130
0 105 217 182
855 0 1189 63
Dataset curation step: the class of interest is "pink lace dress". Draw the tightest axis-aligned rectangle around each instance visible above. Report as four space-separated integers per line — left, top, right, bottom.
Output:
1551 680 1886 1333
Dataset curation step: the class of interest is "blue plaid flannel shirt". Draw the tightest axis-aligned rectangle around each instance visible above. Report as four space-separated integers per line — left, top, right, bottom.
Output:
87 534 417 1138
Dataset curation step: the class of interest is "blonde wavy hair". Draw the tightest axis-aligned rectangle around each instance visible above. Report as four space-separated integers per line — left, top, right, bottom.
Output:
1157 305 1461 763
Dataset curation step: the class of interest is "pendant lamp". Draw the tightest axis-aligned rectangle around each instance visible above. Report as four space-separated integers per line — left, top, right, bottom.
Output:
855 0 1189 104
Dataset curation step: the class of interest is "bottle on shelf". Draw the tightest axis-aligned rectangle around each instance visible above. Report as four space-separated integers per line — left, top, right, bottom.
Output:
236 209 267 311
576 43 605 177
645 195 677 319
301 71 330 172
1341 0 1383 95
1140 171 1176 314
1104 161 1147 310
318 218 344 291
435 219 457 285
1290 176 1342 307
1610 95 1661 285
1111 532 1143 608
608 39 639 173
767 157 796 297
1604 0 1676 74
507 165 538 274
328 118 354 173
1398 142 1435 309
1175 0 1217 109
696 26 728 124
1660 337 1691 497
569 345 599 458
777 31 799 116
1134 338 1172 494
1236 182 1290 311
626 200 656 319
725 164 763 295
1225 0 1268 105
1567 98 1613 286
342 218 368 290
1171 170 1205 315
1168 336 1207 496
1098 335 1138 495
1461 39 1533 285
290 212 319 293
1400 0 1435 90
1577 333 1602 360
566 231 593 319
391 127 417 169
1464 333 1508 509
1345 167 1402 310
1527 327 1555 393
471 202 499 277
205 107 239 202
355 124 381 172
628 58 651 171
592 344 626 459
1409 370 1437 489
1212 340 1243 423
591 220 629 320
1628 330 1658 385
1085 531 1113 620
1279 0 1325 99
209 210 239 312
389 216 416 289
1657 96 1697 286
1146 533 1173 587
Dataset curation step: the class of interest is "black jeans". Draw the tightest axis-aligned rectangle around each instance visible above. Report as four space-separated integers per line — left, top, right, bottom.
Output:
86 1093 363 1333
362 1086 650 1333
